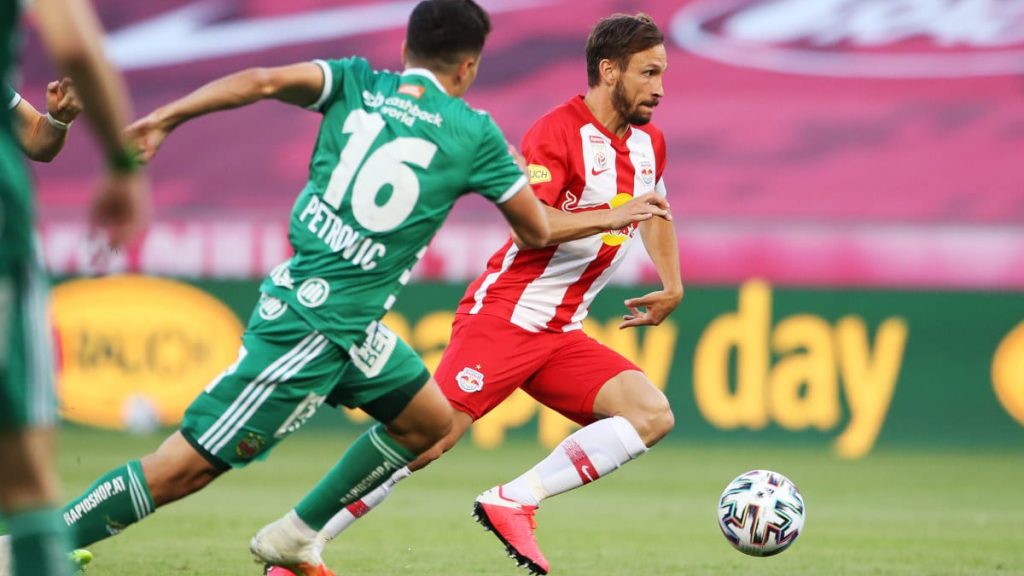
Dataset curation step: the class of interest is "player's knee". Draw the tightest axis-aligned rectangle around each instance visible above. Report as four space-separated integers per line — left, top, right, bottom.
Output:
388 403 452 455
628 395 675 447
648 401 675 446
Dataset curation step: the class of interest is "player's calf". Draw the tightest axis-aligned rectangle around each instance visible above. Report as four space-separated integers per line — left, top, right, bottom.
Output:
62 431 220 548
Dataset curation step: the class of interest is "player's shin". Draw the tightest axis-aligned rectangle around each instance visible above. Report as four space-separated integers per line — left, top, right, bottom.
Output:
500 416 648 506
316 466 411 549
61 460 154 547
292 425 413 532
6 509 72 576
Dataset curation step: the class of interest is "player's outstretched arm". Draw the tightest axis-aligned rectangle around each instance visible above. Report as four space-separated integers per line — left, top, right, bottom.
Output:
11 78 82 162
126 63 325 163
619 213 683 329
499 184 550 249
33 0 149 248
544 191 672 245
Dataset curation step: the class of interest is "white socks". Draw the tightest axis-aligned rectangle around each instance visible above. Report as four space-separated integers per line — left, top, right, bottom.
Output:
315 465 412 550
500 416 648 507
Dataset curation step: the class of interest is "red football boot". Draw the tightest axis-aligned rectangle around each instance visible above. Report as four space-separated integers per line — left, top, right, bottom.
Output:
472 487 550 575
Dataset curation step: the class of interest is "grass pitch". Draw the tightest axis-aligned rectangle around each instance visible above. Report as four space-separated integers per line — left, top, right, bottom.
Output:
57 427 1024 576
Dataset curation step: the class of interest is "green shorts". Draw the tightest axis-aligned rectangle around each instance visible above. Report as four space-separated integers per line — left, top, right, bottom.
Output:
181 294 429 470
0 257 56 431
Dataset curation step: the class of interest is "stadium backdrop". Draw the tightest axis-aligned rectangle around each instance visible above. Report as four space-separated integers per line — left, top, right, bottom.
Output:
51 276 1024 459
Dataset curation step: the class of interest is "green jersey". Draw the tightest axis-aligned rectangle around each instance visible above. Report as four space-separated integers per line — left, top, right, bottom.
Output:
260 58 526 361
1 2 33 268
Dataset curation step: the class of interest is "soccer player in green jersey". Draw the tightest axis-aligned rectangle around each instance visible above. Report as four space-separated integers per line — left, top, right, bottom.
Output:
57 1 549 574
0 0 149 575
5 79 82 162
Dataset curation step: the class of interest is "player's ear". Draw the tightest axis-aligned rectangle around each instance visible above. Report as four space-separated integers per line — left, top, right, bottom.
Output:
400 40 408 67
599 58 618 87
457 54 479 87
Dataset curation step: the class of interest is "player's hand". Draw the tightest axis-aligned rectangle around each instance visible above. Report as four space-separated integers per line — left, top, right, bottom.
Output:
619 288 683 329
124 113 170 163
89 169 151 250
45 78 82 124
607 192 672 230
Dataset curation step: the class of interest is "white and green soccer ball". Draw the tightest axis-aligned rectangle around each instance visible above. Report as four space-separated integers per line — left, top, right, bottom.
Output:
717 469 805 557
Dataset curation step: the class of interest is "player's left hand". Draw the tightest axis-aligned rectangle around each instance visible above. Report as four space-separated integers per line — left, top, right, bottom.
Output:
45 78 82 124
619 289 683 329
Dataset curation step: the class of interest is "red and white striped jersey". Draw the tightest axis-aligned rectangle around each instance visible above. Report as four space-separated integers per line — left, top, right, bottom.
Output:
457 96 668 332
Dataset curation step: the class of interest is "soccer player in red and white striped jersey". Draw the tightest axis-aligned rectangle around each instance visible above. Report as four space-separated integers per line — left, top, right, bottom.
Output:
270 13 679 576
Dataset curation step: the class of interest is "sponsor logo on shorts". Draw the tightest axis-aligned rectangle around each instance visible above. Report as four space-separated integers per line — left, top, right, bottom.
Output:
349 321 398 379
297 278 330 308
236 432 266 459
274 392 326 438
528 164 551 184
456 366 485 393
258 294 288 321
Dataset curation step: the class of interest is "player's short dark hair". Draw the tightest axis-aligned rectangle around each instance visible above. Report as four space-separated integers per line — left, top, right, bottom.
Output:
586 13 664 87
406 0 492 68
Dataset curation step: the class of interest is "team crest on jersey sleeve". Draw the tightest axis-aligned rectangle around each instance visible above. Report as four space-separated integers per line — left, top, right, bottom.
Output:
456 366 485 393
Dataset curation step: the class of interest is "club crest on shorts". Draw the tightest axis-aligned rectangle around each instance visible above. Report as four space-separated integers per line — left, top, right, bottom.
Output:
456 366 485 393
236 432 265 460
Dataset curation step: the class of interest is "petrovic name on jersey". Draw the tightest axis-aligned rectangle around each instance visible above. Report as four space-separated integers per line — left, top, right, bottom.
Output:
299 194 387 271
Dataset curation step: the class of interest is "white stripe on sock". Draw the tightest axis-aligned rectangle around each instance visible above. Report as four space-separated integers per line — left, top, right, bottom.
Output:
368 426 408 468
124 465 144 519
127 465 151 517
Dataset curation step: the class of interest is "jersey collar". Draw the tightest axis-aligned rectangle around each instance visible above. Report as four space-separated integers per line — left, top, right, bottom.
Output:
401 68 448 95
569 95 634 145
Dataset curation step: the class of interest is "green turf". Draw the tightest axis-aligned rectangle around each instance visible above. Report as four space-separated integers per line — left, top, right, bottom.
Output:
55 427 1024 576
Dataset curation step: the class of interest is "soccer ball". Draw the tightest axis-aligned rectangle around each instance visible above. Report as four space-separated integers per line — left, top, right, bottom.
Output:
717 469 805 557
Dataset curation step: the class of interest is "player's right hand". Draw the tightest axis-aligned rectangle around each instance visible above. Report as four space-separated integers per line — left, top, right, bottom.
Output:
607 191 672 229
124 113 169 163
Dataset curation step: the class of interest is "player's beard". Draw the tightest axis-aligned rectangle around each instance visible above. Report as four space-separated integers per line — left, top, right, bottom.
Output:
612 79 656 126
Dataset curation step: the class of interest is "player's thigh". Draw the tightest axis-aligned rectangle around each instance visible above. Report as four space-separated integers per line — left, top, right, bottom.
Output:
181 296 346 470
523 330 641 426
0 258 56 432
325 321 433 425
434 314 550 421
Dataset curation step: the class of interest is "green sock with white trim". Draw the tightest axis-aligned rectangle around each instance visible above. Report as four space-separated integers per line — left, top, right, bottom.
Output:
61 460 155 547
294 424 413 531
7 508 72 576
